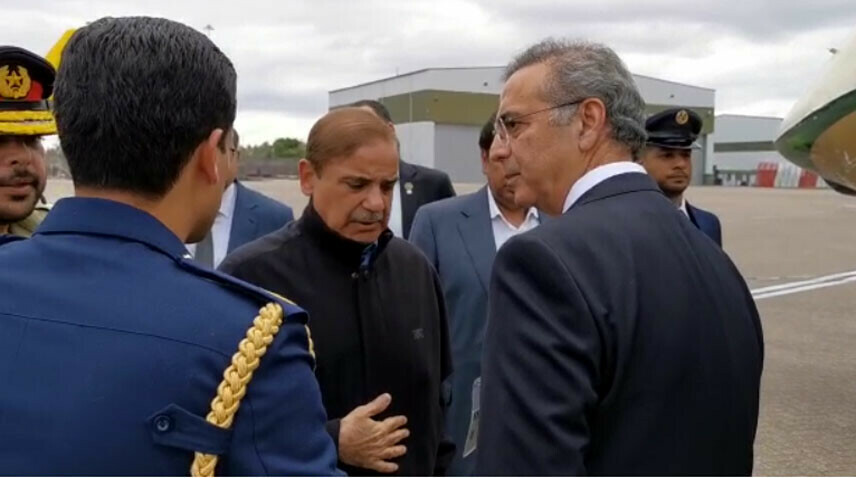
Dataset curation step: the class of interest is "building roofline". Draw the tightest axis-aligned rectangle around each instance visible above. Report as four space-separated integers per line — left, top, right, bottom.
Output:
331 66 713 94
715 113 784 120
631 72 716 92
330 66 505 93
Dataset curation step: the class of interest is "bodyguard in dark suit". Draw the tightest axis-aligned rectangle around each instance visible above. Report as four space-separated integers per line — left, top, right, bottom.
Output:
398 159 456 239
0 18 339 475
410 114 540 475
476 39 763 476
350 99 456 239
640 108 723 245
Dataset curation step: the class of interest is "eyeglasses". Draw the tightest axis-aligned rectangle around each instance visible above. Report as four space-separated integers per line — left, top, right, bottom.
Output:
494 99 585 143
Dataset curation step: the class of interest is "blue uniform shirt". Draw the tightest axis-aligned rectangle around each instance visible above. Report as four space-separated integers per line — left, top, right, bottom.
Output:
0 197 341 476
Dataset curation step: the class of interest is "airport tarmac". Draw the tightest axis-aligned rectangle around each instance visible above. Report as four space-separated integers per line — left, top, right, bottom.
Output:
44 180 856 475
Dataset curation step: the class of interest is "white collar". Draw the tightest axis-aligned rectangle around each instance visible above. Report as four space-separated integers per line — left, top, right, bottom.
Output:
219 181 238 218
678 196 689 217
562 161 647 213
487 187 539 223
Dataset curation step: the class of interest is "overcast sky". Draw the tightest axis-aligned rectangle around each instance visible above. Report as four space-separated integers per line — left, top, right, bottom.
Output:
4 0 855 145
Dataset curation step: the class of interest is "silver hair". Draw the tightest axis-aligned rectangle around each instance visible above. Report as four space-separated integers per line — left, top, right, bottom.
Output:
504 38 648 157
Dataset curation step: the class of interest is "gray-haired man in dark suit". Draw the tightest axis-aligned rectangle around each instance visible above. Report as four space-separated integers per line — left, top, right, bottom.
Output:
477 39 763 476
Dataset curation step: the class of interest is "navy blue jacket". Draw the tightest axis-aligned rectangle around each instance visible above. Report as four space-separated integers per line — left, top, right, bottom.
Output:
0 198 340 476
687 201 722 246
476 173 763 476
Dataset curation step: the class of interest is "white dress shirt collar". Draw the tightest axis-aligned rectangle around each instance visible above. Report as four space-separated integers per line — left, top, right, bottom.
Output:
486 187 540 250
389 173 404 237
562 161 647 213
678 196 689 217
219 181 238 219
487 187 539 224
185 181 238 267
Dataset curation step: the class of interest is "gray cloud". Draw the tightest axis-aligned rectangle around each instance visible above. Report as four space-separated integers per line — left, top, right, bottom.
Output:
2 0 852 143
484 0 856 43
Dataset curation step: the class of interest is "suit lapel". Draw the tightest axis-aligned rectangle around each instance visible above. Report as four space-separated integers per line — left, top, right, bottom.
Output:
685 201 702 228
399 161 419 238
457 187 496 293
228 182 259 252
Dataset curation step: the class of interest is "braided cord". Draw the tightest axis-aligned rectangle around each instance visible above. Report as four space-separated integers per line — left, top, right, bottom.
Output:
190 302 284 477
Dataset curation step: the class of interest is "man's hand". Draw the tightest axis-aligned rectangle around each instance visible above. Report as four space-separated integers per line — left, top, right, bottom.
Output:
339 393 409 473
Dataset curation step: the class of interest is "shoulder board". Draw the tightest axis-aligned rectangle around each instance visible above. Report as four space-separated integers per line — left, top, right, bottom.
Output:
176 256 307 324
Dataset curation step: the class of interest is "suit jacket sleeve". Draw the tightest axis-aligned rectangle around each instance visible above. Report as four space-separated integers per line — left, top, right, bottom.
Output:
475 234 601 476
713 215 723 247
432 267 456 476
408 208 438 269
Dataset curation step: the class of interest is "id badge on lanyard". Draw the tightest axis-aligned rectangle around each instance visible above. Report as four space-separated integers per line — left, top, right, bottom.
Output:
463 377 481 457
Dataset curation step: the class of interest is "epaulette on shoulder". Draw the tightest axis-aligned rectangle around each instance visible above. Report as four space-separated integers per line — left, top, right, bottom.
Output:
176 256 307 325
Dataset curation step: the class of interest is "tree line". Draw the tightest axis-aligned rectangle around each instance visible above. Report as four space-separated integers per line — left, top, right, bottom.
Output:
45 137 308 178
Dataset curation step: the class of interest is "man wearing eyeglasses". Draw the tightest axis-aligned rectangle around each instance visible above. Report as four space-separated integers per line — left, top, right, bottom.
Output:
187 128 294 268
476 39 763 476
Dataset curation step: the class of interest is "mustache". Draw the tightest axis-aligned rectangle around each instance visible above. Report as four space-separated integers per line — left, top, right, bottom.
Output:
350 210 385 223
0 170 38 188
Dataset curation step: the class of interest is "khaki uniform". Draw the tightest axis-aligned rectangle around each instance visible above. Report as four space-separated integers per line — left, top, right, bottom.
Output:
7 204 50 237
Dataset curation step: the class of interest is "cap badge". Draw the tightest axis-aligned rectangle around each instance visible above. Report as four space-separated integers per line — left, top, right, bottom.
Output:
675 109 689 125
0 65 32 99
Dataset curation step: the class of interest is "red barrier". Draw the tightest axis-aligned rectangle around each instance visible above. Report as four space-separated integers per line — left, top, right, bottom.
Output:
798 170 819 188
756 162 779 187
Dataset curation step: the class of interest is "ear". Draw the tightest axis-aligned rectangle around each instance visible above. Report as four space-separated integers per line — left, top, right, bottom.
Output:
298 158 317 196
577 98 608 152
480 149 489 175
637 147 649 165
195 128 226 185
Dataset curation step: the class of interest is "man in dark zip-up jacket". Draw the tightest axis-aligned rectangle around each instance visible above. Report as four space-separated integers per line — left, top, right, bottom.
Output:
221 107 454 476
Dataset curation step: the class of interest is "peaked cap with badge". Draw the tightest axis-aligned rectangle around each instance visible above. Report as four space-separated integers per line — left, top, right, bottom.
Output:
0 46 56 137
645 107 702 150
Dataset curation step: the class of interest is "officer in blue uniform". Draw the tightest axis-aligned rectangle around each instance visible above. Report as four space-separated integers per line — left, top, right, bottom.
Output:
639 108 723 246
0 17 340 475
